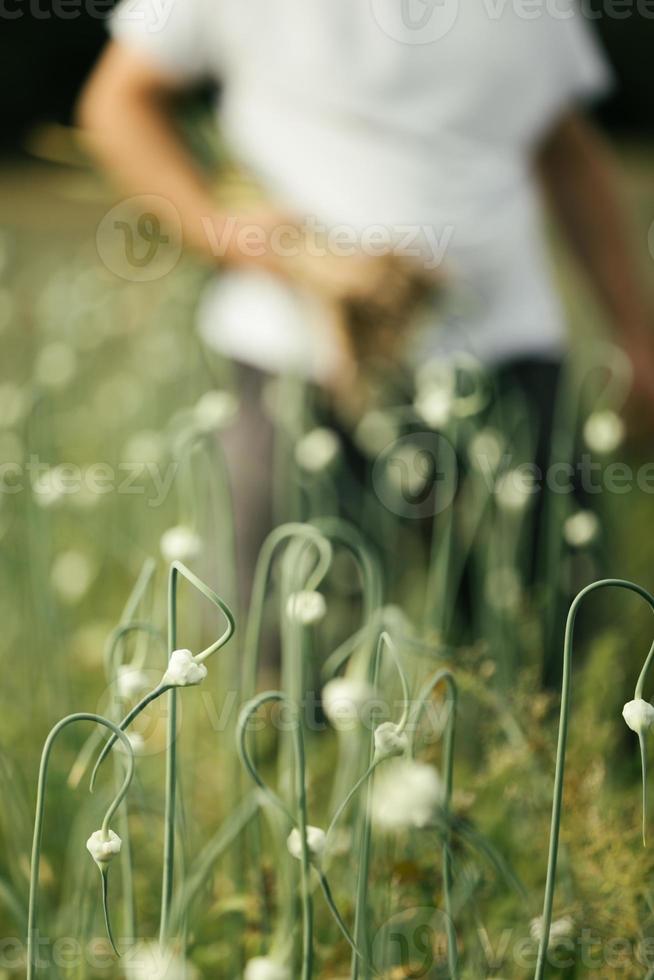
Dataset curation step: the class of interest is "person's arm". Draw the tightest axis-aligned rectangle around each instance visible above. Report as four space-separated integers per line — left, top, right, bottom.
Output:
78 40 437 396
77 41 254 262
77 42 426 297
536 111 654 415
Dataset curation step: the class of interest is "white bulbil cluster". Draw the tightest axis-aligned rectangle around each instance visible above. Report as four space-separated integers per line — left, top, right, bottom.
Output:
124 942 198 980
371 759 444 830
529 915 575 947
322 677 376 732
50 550 96 605
194 389 239 432
623 698 654 735
244 957 290 980
583 410 625 455
31 465 70 509
414 357 486 428
295 427 341 473
414 386 452 430
86 829 122 869
495 469 535 513
373 722 409 760
122 430 165 466
160 525 203 564
286 590 327 625
116 665 152 701
563 510 600 549
162 649 208 688
468 427 505 473
287 825 326 865
354 410 399 456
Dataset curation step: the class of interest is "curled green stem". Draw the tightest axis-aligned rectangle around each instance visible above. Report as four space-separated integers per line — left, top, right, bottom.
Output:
27 714 134 979
90 684 170 791
534 578 654 980
237 692 313 980
90 562 235 788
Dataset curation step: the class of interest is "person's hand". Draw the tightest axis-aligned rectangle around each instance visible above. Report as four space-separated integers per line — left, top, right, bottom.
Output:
212 206 443 408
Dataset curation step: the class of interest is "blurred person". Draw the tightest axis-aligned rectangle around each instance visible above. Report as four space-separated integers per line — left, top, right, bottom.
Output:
77 0 654 608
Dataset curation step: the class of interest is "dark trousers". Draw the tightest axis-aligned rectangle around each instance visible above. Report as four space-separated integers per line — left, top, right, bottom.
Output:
219 357 586 682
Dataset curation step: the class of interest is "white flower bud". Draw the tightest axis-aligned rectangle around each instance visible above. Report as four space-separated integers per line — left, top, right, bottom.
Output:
287 826 326 864
583 410 625 455
160 525 202 564
468 427 504 473
86 829 121 868
373 722 409 760
286 591 326 625
354 410 399 457
194 390 239 432
371 759 444 830
495 469 535 512
124 942 198 980
530 915 575 947
414 387 452 429
122 430 165 466
322 678 376 732
623 699 654 734
244 957 290 980
51 550 96 605
484 566 522 614
295 427 340 473
32 466 65 509
162 649 208 688
116 666 152 701
563 510 600 549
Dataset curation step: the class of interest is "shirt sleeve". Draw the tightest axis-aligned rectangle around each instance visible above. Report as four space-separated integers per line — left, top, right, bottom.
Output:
548 3 614 107
108 0 211 82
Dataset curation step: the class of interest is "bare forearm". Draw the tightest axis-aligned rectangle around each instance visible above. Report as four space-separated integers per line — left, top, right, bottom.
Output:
81 97 215 254
538 112 651 338
77 45 235 261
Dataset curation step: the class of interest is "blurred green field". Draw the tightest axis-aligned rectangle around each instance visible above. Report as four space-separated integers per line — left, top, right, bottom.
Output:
1 134 654 979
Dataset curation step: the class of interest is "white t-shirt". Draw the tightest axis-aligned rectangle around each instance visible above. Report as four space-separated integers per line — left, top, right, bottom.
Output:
110 0 611 378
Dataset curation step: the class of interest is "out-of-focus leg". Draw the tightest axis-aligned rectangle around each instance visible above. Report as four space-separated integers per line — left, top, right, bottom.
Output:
218 362 274 611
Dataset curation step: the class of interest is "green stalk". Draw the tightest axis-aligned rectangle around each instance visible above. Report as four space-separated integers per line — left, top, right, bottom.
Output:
407 668 459 977
240 523 331 939
326 762 381 842
238 691 374 976
159 562 236 948
27 714 134 980
160 565 178 949
351 631 410 980
241 524 332 700
304 517 383 980
237 692 313 978
534 578 654 980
